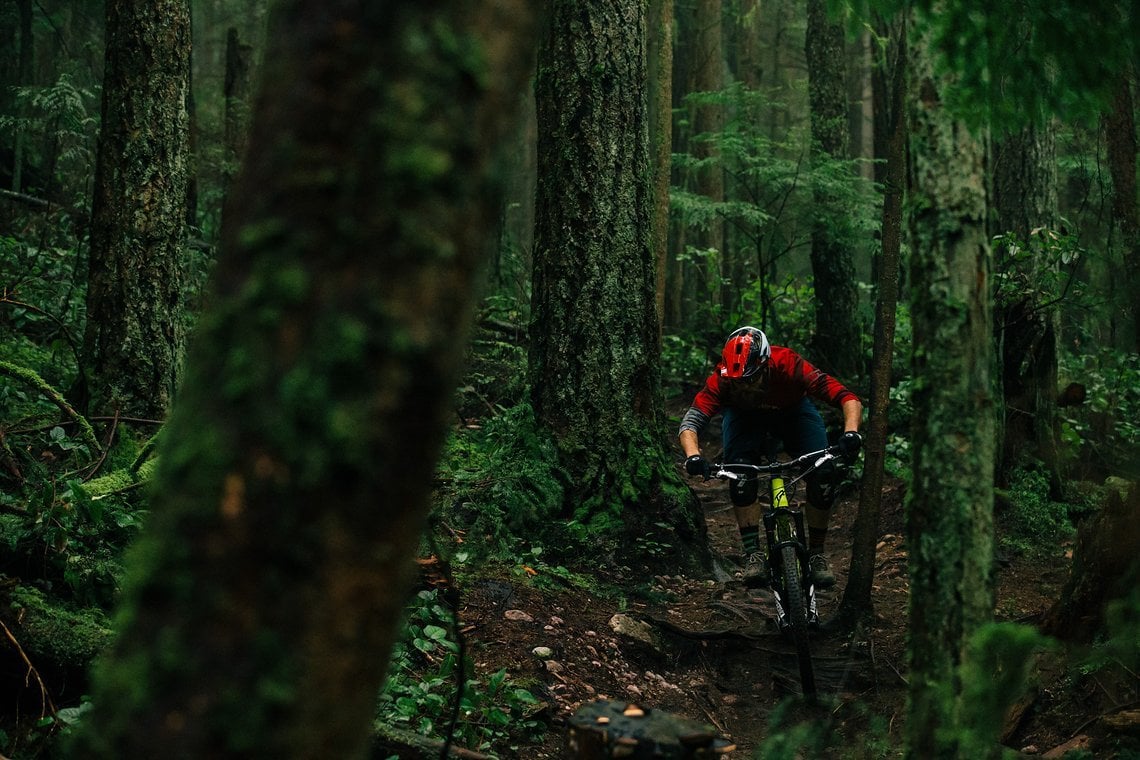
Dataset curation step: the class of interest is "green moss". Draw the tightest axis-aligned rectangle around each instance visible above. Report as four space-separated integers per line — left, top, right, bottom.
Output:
7 585 113 668
0 360 99 453
82 457 159 498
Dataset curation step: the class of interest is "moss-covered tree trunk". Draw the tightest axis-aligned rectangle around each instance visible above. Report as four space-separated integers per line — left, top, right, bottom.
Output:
82 0 191 420
805 0 861 379
649 0 674 342
73 2 541 757
531 0 707 569
834 17 906 629
903 16 996 760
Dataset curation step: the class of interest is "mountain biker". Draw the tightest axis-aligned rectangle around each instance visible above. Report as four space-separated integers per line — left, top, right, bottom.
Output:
678 326 863 588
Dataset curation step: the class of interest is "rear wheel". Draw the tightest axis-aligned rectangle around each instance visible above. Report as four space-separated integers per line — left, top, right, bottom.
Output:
780 544 816 698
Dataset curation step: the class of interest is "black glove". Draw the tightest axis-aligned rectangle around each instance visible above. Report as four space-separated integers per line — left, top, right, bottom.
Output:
684 454 710 478
838 431 863 461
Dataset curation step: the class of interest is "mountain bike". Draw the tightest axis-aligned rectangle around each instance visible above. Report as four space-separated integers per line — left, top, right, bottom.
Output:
710 445 844 700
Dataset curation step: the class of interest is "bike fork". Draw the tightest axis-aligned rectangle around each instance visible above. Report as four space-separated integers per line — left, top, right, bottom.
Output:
763 507 820 629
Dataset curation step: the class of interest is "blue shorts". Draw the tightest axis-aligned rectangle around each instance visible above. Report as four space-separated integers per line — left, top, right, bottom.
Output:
722 398 836 508
722 397 829 462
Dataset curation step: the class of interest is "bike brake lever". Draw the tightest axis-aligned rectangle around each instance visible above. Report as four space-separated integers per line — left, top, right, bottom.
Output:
812 452 838 469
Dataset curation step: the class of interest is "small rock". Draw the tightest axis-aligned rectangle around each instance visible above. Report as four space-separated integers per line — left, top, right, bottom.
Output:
545 660 564 674
609 613 662 654
505 609 534 623
532 646 554 659
550 616 564 625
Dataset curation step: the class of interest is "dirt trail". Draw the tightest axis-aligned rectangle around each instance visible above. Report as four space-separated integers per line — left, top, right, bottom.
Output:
454 457 1104 758
458 472 915 757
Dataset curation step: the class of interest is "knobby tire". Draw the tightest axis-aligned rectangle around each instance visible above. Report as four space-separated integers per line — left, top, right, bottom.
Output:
780 544 815 698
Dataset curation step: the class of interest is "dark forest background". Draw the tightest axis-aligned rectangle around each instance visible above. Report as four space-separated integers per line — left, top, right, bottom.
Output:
0 0 1137 757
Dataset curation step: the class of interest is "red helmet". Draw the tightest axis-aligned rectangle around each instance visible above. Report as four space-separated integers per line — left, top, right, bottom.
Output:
720 327 770 379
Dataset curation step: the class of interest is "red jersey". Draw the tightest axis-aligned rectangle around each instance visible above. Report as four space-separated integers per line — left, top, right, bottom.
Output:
680 346 857 434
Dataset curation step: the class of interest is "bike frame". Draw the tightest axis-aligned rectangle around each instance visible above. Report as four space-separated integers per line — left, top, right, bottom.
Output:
763 474 818 630
712 447 839 629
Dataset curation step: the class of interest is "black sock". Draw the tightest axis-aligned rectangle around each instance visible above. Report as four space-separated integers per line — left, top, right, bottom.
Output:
740 526 760 555
808 527 827 554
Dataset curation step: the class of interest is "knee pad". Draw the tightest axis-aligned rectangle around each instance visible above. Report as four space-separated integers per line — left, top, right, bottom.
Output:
730 475 759 506
807 461 839 509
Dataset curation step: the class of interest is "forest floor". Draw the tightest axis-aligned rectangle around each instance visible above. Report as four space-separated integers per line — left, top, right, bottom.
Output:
440 409 1136 759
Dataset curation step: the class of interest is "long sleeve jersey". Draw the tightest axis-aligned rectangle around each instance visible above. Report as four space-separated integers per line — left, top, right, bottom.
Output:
678 345 858 436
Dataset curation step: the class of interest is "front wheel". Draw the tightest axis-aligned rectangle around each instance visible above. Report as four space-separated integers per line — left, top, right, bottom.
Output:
779 544 816 698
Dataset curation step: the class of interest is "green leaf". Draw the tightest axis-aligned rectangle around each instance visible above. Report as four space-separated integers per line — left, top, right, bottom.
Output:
423 624 449 641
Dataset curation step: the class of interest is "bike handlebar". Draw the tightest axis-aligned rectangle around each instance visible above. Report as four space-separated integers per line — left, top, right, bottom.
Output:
709 446 842 481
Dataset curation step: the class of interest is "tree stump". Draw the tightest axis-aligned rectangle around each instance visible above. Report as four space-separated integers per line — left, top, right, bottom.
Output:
1042 480 1140 642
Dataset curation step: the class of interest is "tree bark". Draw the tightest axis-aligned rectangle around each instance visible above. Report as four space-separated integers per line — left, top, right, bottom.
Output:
531 0 708 570
73 1 542 757
691 0 726 313
649 0 674 344
805 0 861 378
82 0 192 420
904 13 996 759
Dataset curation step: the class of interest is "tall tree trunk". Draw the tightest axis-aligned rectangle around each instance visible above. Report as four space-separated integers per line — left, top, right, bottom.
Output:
847 28 870 167
531 0 708 569
222 26 253 200
992 121 1062 494
833 15 906 629
10 0 32 192
904 14 995 759
805 0 861 378
649 0 674 343
73 2 542 757
692 0 726 314
665 1 694 332
1103 68 1140 353
736 0 762 88
82 0 192 420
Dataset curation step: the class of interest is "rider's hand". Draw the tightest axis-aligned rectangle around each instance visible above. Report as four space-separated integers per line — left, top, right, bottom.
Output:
684 454 710 478
838 431 863 462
